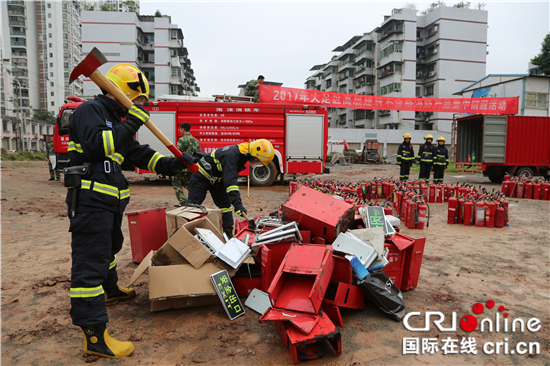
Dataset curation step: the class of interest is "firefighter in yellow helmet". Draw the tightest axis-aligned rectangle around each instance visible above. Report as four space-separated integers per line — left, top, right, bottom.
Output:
396 133 415 181
433 136 449 184
417 134 436 181
188 139 275 237
65 63 195 359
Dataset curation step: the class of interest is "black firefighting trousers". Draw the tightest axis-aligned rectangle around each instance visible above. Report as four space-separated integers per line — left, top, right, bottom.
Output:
187 174 234 228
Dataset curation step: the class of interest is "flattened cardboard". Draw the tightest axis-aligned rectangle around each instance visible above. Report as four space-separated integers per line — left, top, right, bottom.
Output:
149 262 220 299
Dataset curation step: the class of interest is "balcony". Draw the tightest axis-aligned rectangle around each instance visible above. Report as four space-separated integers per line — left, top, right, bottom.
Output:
171 56 181 68
10 30 26 36
8 9 25 16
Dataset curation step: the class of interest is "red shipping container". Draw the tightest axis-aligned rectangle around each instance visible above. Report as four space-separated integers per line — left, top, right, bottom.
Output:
268 244 334 314
281 186 355 243
125 208 167 263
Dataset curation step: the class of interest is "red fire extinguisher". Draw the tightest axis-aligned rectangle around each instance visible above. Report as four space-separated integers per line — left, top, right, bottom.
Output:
516 181 525 199
504 174 510 181
371 181 377 199
444 185 451 202
524 182 533 199
495 205 505 228
429 184 436 203
453 184 460 197
436 185 444 203
463 200 474 226
406 198 416 229
448 196 458 224
388 183 395 201
542 182 550 200
289 181 298 196
377 181 383 198
458 186 468 199
485 201 496 228
394 190 402 216
457 197 464 224
362 182 370 200
502 200 509 227
475 201 486 227
415 199 429 229
356 186 363 202
401 196 409 223
501 181 509 197
509 180 517 198
383 206 392 216
420 183 429 199
533 182 541 200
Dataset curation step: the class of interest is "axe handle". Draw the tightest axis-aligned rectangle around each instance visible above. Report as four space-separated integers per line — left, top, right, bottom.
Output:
88 70 199 174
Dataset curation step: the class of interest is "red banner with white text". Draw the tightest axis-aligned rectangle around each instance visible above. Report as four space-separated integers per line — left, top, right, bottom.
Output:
259 85 519 115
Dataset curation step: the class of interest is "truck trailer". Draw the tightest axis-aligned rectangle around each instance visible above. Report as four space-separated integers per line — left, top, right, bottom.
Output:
454 114 550 182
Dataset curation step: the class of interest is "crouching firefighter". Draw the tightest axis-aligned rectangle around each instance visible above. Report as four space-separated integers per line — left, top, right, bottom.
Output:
64 63 195 359
187 139 275 238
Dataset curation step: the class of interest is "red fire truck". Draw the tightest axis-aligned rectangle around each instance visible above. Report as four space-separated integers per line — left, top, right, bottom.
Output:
54 96 329 186
53 95 86 172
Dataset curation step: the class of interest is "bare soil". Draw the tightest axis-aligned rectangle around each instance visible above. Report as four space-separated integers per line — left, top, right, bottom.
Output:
1 161 549 365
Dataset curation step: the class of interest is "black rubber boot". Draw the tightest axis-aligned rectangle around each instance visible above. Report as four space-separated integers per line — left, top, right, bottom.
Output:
81 323 134 358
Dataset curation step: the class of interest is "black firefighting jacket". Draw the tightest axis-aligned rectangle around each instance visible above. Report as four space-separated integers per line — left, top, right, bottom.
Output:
418 142 436 164
197 145 253 205
397 142 415 164
434 145 449 166
65 94 175 213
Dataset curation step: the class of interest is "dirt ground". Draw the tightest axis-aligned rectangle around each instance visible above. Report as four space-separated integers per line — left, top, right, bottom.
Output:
1 160 549 366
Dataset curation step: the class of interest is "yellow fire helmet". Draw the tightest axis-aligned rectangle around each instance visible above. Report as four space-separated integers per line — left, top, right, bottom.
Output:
437 136 446 142
249 139 274 166
425 134 434 140
403 133 411 139
105 63 150 102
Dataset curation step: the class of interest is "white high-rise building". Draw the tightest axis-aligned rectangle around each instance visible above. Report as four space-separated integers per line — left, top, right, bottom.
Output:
305 6 488 154
81 11 199 99
1 0 82 151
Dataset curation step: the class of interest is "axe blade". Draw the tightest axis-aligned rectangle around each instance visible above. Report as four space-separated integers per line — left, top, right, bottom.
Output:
69 47 108 84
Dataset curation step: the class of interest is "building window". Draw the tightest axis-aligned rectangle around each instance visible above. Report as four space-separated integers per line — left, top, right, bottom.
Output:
525 93 548 109
50 62 53 67
49 33 52 38
48 13 51 18
40 126 43 134
47 3 51 8
32 125 36 133
50 72 54 77
51 101 55 106
425 85 434 96
3 121 8 131
49 53 53 58
50 82 54 87
51 92 54 96
48 23 52 28
171 30 178 39
49 43 53 47
380 83 402 95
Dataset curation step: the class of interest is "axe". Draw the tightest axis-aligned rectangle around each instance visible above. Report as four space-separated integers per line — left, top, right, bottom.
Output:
70 47 198 174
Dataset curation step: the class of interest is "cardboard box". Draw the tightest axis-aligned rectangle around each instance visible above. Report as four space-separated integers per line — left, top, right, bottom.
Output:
166 206 223 236
128 217 239 312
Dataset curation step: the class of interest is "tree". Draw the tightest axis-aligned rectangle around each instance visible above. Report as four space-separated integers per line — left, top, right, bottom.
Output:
476 2 486 10
121 0 138 12
404 3 418 11
531 33 550 75
100 3 116 11
453 1 471 8
33 109 55 124
421 0 446 15
154 10 162 17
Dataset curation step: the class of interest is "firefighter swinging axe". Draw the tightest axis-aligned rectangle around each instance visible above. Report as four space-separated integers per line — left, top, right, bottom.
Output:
69 47 199 174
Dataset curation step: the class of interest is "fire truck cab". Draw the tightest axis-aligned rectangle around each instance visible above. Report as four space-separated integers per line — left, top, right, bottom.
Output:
53 95 85 172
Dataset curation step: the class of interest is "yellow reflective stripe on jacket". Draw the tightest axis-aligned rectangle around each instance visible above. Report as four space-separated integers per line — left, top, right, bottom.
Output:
108 152 124 165
198 165 222 183
109 255 117 270
210 151 222 171
226 185 239 193
222 207 233 213
102 130 115 156
68 141 84 153
128 106 149 122
147 152 164 172
70 286 104 298
80 180 130 200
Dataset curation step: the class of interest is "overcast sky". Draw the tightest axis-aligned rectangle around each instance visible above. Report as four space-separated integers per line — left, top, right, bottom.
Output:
140 1 550 97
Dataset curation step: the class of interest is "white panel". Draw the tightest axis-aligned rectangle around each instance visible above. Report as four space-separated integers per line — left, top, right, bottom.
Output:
136 112 175 157
286 114 324 160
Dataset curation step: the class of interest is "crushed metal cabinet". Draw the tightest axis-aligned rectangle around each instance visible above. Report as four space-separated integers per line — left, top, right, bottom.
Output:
276 308 341 365
281 186 355 243
268 244 334 314
321 302 344 328
324 281 366 310
331 254 353 284
260 242 293 292
260 308 320 335
383 233 426 291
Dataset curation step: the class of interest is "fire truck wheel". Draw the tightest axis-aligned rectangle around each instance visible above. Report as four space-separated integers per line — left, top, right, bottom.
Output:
515 167 533 179
250 161 277 187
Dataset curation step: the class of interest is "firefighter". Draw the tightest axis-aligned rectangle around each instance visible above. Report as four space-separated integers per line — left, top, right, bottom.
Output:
433 136 449 184
172 122 201 204
396 133 414 181
417 134 436 181
187 139 275 238
65 63 195 359
244 75 265 103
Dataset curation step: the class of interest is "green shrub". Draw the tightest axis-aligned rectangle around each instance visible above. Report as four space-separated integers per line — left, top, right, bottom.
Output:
1 151 47 161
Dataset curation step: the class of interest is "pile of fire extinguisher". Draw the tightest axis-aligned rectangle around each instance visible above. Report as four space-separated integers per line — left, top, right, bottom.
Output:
501 175 550 200
447 186 509 228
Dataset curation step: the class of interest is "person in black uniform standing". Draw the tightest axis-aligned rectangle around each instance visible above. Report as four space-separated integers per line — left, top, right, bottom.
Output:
396 133 415 181
433 136 449 184
417 134 436 181
187 139 275 238
65 64 194 359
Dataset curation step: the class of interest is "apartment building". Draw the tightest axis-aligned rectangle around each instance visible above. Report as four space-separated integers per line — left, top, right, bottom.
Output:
81 11 199 99
305 6 488 154
1 0 82 151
